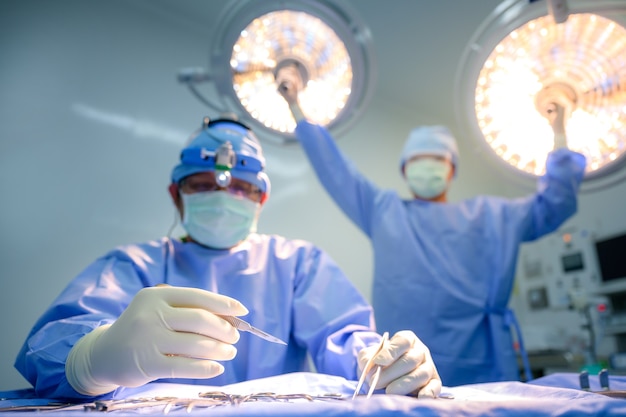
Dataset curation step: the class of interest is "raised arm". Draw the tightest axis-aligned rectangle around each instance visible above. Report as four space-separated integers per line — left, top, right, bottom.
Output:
277 67 388 236
518 101 586 240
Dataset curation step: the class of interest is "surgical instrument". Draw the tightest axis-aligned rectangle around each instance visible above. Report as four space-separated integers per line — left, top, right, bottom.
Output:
599 369 610 391
218 315 287 345
579 370 590 391
352 332 389 399
578 369 626 399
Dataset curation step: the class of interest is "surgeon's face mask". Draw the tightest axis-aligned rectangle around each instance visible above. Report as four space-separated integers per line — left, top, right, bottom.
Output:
181 191 260 249
405 157 452 200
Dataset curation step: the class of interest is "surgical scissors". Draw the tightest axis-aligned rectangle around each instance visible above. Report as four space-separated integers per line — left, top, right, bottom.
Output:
352 332 389 399
218 315 287 345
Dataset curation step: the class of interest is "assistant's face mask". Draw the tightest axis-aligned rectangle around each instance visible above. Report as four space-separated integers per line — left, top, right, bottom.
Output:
181 191 260 249
405 158 452 200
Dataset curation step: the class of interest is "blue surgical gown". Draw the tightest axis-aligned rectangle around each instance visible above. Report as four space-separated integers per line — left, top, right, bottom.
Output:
15 233 380 399
294 121 586 386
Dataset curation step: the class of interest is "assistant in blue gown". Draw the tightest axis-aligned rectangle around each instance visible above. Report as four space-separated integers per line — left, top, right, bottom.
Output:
275 72 586 386
290 119 586 386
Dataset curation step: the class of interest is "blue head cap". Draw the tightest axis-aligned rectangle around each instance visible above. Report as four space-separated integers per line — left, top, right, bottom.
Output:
399 125 459 177
171 117 271 196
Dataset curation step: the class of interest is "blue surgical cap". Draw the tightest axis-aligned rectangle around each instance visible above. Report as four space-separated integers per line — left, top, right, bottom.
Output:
399 125 459 176
171 120 271 195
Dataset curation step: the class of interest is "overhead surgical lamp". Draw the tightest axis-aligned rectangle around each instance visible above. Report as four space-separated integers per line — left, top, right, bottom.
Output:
455 0 626 191
179 0 375 145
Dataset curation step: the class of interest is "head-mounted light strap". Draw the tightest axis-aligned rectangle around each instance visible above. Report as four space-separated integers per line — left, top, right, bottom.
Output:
180 147 264 173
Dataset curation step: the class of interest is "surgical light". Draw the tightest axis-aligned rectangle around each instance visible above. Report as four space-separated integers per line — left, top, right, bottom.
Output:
476 13 626 177
231 10 353 134
455 0 626 189
181 1 374 145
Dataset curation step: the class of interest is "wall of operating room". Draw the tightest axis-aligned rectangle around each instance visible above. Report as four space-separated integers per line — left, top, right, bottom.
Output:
1 0 626 390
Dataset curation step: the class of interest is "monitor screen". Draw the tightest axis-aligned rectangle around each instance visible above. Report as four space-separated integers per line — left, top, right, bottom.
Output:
562 252 584 273
595 233 626 282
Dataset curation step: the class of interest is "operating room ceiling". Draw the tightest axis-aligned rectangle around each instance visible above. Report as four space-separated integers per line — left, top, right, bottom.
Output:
132 0 505 123
130 0 626 192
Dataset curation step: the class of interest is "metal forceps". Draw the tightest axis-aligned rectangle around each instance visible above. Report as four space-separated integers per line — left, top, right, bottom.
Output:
352 332 389 399
218 315 287 345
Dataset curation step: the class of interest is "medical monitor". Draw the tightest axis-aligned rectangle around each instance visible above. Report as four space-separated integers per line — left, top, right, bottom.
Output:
595 232 626 283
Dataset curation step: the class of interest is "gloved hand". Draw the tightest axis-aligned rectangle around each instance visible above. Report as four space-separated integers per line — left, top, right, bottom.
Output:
275 64 306 122
546 102 568 150
66 286 248 396
357 331 442 398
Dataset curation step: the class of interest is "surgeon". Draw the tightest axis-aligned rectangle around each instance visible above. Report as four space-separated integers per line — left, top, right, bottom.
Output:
15 116 441 400
278 68 586 386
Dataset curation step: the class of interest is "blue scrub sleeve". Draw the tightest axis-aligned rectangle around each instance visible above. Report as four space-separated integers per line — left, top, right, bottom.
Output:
290 244 380 379
522 148 586 240
295 121 386 237
14 256 149 399
16 238 382 398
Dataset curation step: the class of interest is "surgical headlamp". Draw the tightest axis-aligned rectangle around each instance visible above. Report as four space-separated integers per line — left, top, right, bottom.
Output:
214 142 235 187
178 117 265 189
180 144 264 185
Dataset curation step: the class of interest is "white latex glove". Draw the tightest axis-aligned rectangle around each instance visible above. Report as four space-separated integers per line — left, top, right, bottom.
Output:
276 65 306 122
546 102 568 150
357 331 442 398
66 286 248 396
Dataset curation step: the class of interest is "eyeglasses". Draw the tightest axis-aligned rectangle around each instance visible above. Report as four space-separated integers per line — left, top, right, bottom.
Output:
179 173 262 202
406 154 451 164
